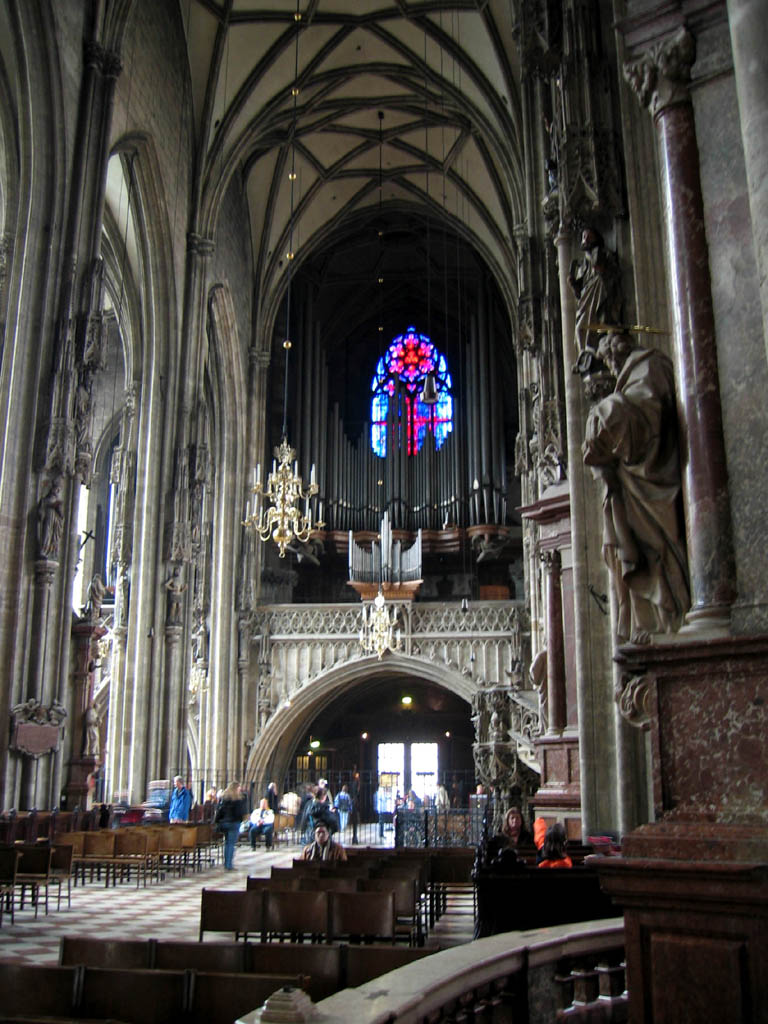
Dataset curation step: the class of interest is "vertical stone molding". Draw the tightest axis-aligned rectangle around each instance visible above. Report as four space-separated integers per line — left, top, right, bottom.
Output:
540 549 566 734
727 0 768 363
624 28 735 630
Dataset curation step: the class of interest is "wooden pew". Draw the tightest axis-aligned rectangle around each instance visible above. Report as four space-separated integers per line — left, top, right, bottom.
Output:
187 971 306 1024
328 890 396 944
199 886 263 941
0 963 81 1018
342 943 434 987
474 866 619 938
60 935 150 968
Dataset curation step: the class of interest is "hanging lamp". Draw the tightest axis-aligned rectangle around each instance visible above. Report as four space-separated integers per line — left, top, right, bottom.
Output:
244 2 322 558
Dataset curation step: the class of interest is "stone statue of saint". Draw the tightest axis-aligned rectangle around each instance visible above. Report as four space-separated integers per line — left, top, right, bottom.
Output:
38 477 65 560
568 227 622 354
164 565 187 625
583 332 689 643
85 573 106 621
84 704 100 757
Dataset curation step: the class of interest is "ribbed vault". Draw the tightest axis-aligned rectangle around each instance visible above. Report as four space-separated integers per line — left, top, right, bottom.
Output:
183 1 525 333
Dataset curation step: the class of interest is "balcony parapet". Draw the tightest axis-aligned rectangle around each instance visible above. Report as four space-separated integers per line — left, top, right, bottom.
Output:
240 918 625 1024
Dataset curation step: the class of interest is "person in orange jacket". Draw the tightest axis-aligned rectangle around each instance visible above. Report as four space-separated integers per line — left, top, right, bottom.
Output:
537 822 573 868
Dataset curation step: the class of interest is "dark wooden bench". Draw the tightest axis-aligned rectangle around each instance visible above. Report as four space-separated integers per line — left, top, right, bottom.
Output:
3 960 305 1023
59 934 435 1003
474 866 620 938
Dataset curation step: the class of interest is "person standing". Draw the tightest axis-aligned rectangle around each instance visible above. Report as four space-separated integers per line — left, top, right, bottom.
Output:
215 781 248 870
374 786 389 839
334 784 352 833
265 781 279 813
169 775 192 823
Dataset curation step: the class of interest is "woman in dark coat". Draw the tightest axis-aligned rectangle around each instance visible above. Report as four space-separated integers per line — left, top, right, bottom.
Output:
215 781 248 870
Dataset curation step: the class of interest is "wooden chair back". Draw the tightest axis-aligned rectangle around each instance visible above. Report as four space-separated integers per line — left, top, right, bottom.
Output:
187 971 306 1024
60 935 150 968
80 966 186 1024
114 829 148 857
50 842 75 909
328 890 396 943
53 830 85 856
0 846 19 924
262 888 328 942
299 874 359 892
0 963 79 1017
83 830 116 857
343 944 433 987
199 887 262 941
244 942 342 1002
154 939 246 973
0 845 19 883
359 875 418 917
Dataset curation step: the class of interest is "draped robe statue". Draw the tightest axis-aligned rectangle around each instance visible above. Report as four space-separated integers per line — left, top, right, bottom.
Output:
583 332 689 643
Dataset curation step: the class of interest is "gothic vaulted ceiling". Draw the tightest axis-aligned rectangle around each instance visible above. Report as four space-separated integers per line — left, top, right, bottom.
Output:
183 0 526 332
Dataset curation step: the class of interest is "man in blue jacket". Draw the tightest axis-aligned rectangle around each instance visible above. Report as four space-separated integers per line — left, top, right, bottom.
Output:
169 775 192 822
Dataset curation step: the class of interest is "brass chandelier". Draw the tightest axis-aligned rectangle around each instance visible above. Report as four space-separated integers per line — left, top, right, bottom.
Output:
246 431 319 558
360 589 401 660
244 2 321 558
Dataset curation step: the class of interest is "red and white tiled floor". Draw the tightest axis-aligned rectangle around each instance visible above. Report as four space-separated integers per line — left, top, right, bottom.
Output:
0 841 474 966
0 844 288 965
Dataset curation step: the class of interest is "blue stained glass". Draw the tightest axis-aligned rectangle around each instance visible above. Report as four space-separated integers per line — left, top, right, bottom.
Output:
370 327 453 456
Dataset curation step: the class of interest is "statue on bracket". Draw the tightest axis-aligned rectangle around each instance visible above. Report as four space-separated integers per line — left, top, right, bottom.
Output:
582 331 689 643
38 476 65 560
568 227 622 355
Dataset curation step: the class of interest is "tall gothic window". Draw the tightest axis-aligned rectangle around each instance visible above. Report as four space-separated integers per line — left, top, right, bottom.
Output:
370 327 453 457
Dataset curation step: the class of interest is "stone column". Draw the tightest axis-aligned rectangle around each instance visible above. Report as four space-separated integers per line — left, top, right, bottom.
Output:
105 626 127 803
540 549 566 735
554 227 618 838
727 0 768 363
18 559 58 808
163 626 184 778
624 27 735 630
65 621 105 809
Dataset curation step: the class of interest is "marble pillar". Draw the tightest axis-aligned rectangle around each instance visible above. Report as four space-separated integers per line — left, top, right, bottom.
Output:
540 549 566 735
624 27 735 630
727 0 768 364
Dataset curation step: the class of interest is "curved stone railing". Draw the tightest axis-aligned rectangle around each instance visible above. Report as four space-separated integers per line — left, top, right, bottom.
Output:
240 917 625 1023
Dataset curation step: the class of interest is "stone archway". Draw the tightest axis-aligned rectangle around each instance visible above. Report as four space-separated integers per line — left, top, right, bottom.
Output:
246 652 475 787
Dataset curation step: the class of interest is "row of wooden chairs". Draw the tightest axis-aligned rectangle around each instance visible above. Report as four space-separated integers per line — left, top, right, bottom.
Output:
249 869 424 945
0 843 74 922
54 823 222 888
59 935 433 1003
199 886 398 945
0 961 304 1024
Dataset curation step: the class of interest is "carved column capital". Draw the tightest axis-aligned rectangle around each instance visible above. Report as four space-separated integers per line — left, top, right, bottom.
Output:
623 26 695 120
616 672 653 729
539 548 561 572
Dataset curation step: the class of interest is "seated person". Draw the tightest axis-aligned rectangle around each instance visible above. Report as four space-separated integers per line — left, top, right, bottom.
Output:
301 822 347 862
537 822 573 868
248 798 275 850
488 806 533 868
